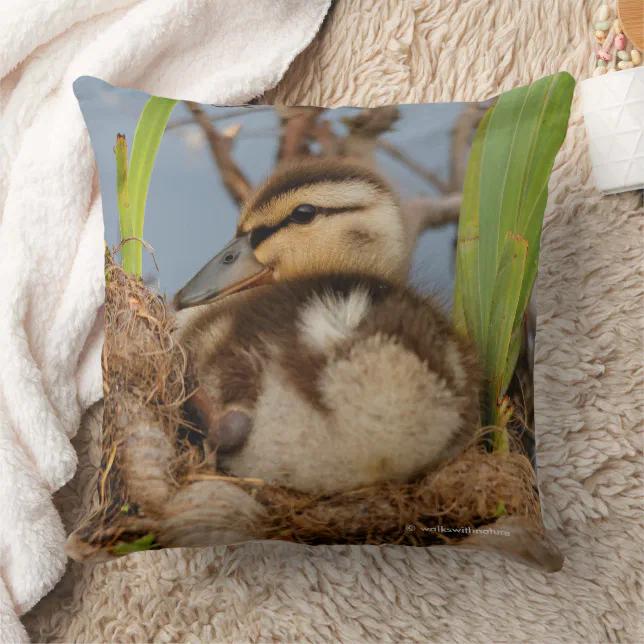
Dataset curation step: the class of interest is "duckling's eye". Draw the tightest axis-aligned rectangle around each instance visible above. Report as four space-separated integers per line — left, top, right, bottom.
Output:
289 204 317 224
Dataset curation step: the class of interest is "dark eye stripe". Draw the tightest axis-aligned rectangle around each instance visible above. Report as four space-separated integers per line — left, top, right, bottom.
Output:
250 224 281 249
248 205 366 250
317 205 365 215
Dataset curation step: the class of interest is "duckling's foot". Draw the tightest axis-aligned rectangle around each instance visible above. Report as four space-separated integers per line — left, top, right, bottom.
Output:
209 409 252 455
184 389 252 455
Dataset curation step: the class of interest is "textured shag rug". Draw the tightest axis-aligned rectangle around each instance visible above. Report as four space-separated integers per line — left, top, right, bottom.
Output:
24 0 643 641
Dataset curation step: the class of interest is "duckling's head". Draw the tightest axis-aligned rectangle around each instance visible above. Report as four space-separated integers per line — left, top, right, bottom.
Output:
174 159 407 310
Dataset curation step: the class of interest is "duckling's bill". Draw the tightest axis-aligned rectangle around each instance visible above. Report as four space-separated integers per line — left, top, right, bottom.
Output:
174 234 273 310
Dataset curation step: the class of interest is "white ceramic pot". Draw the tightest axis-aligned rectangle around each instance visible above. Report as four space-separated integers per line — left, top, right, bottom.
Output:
580 66 644 194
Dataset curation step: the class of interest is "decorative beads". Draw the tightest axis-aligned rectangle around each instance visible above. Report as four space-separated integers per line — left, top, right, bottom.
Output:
592 4 641 78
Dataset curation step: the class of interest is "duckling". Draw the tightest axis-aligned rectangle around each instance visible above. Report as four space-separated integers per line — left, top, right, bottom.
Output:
174 158 480 496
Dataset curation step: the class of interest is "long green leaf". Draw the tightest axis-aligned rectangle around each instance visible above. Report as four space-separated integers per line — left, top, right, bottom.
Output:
128 97 178 276
500 325 522 396
514 73 575 324
453 72 574 428
114 134 137 275
456 237 482 343
453 107 492 341
484 232 527 423
478 73 574 334
478 84 529 328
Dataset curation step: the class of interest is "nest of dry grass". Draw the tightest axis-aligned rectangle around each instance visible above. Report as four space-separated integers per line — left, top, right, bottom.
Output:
67 251 544 561
257 440 541 546
71 250 199 551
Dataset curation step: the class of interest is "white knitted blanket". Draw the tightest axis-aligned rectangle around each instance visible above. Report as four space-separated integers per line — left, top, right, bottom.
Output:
20 0 644 642
0 2 331 641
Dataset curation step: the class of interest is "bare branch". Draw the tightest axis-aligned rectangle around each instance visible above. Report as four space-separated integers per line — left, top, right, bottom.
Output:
448 103 490 193
275 106 327 163
166 107 272 131
402 194 462 250
341 106 400 163
377 139 450 195
186 102 252 206
312 119 340 156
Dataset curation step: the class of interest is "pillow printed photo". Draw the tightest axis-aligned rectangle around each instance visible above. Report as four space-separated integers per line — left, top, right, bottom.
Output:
67 74 574 571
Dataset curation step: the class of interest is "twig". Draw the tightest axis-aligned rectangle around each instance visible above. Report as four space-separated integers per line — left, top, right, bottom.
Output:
377 139 450 194
100 444 118 506
186 101 252 206
342 106 400 163
275 106 327 163
402 194 462 249
448 103 490 193
312 119 340 156
185 473 265 485
166 107 272 131
113 236 160 272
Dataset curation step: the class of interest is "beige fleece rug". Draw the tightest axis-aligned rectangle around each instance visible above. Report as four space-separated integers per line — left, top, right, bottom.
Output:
24 0 643 641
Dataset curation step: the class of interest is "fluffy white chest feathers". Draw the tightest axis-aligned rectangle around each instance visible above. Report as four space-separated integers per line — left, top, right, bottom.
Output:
298 288 372 352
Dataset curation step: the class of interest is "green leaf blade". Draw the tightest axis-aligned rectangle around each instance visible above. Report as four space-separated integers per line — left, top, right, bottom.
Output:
477 85 529 332
500 325 523 396
114 134 137 275
515 72 575 323
128 96 178 276
477 72 574 338
453 73 574 430
456 237 482 345
484 232 527 422
111 533 160 554
518 73 575 226
453 107 492 343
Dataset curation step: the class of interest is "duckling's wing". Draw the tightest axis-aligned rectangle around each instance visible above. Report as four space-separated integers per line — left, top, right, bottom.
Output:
248 279 481 492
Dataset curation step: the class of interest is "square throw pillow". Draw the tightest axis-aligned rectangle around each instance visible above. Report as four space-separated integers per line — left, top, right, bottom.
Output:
68 74 574 571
